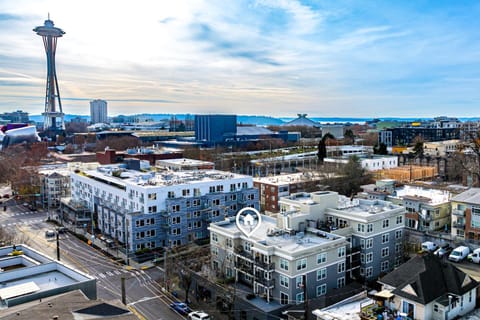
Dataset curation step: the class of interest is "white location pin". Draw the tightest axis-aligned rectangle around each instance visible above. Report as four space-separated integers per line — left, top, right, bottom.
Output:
236 207 262 238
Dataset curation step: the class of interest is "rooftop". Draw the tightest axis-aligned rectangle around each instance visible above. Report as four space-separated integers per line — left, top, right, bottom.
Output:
82 166 249 189
253 172 323 185
212 215 342 252
392 185 451 205
451 188 480 205
0 245 95 308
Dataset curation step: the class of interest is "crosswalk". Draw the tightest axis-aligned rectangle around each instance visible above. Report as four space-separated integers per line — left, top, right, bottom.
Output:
1 218 44 228
10 212 41 216
95 269 147 280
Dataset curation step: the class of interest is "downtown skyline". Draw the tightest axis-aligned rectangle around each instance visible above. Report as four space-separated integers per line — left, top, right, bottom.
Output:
0 0 480 118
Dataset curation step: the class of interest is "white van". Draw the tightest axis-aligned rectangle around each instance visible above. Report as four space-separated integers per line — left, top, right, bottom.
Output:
421 241 438 252
448 246 470 262
188 311 210 320
467 248 480 263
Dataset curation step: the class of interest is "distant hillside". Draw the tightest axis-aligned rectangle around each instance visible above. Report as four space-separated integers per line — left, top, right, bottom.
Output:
28 114 480 126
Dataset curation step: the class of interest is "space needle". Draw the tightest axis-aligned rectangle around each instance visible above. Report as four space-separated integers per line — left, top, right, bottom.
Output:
33 14 65 135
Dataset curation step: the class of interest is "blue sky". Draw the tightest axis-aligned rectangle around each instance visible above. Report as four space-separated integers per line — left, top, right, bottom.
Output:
0 0 479 117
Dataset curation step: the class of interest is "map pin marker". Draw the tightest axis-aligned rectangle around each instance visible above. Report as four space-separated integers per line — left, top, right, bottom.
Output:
236 207 262 238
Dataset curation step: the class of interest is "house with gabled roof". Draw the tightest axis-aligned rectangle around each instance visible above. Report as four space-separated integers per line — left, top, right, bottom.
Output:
378 253 478 320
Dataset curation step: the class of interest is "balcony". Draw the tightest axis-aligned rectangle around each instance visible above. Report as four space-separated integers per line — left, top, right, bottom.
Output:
453 221 465 229
255 276 275 288
235 260 253 274
254 258 275 271
235 250 254 261
452 209 465 217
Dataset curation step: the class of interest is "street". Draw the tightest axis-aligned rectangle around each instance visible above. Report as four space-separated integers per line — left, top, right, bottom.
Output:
0 202 186 320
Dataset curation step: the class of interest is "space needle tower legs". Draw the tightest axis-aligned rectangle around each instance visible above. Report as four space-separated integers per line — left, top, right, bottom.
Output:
33 14 66 136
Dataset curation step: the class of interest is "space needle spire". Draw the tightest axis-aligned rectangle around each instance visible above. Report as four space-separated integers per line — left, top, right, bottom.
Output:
33 15 66 134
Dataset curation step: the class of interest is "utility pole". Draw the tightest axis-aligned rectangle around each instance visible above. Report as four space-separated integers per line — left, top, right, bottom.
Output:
56 230 60 261
303 274 308 320
164 250 167 290
121 276 126 304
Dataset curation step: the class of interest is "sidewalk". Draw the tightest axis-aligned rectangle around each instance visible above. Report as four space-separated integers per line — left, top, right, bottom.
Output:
58 220 155 271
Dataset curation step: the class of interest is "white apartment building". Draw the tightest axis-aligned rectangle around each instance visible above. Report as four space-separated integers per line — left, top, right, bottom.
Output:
70 159 259 254
90 99 108 124
324 155 398 171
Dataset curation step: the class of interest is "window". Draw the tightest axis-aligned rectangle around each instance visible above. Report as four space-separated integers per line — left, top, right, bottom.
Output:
402 301 415 319
172 204 180 212
148 193 156 200
360 239 365 249
396 215 403 224
382 233 389 244
381 260 389 272
338 247 346 257
244 242 252 252
171 228 181 235
366 252 373 263
317 284 327 296
317 268 327 281
367 224 373 233
395 230 402 239
182 189 190 197
280 292 289 305
280 258 289 271
337 277 345 288
366 238 373 249
211 233 218 242
337 262 345 273
382 247 389 258
383 219 389 228
296 292 304 304
317 253 327 264
167 191 175 199
396 243 402 253
193 199 200 207
365 267 373 278
357 223 365 232
296 276 303 288
280 275 289 288
212 199 220 206
434 304 439 312
171 216 181 224
296 258 307 271
209 186 215 193
361 253 365 264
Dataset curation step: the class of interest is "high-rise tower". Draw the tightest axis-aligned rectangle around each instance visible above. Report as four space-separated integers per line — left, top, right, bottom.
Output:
33 15 65 133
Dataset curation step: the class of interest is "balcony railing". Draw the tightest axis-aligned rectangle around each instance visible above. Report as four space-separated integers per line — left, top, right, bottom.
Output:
255 276 275 288
453 221 465 229
452 209 465 217
254 259 275 271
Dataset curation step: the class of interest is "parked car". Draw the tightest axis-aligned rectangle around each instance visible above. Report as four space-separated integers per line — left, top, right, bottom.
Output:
434 243 453 258
57 227 68 234
188 311 211 320
45 230 56 237
170 302 191 315
421 241 438 252
467 248 480 263
448 246 470 262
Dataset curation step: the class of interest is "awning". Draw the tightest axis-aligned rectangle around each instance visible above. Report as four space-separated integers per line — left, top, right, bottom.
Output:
375 290 394 299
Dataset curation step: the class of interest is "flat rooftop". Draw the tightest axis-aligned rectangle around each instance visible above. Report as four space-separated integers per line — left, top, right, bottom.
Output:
0 245 95 308
253 172 323 185
392 185 451 205
156 158 214 167
82 167 249 188
212 215 341 251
